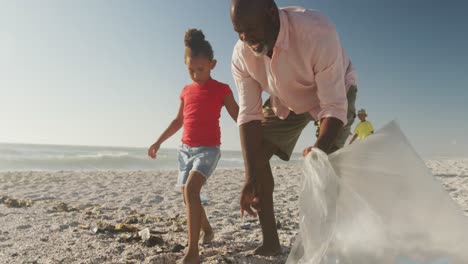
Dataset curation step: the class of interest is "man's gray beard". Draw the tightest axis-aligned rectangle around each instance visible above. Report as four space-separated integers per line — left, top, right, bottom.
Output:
252 43 270 57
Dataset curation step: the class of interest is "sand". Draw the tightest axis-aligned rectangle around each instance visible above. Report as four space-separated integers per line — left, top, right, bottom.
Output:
0 160 467 264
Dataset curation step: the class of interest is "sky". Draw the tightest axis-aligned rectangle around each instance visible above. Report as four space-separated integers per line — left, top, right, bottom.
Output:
1 0 467 158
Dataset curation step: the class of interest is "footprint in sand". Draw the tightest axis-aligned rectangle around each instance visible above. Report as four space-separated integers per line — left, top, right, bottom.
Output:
129 197 142 203
148 195 164 204
16 224 32 230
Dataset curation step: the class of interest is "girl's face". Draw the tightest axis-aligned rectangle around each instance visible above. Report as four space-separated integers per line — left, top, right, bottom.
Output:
185 56 216 84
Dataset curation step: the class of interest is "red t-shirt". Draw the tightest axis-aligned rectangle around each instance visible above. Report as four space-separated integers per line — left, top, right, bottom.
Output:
180 79 232 147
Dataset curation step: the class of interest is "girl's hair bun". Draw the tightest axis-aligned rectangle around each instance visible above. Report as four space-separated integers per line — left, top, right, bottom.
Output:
183 28 214 61
184 28 205 48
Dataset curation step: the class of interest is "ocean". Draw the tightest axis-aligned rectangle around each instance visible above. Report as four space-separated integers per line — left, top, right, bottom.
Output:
0 143 301 171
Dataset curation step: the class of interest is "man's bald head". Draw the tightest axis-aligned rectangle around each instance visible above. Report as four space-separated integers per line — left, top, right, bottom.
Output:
230 0 279 57
230 0 274 20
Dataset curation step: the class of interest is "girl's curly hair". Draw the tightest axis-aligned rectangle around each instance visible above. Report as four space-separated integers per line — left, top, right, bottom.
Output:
184 28 214 61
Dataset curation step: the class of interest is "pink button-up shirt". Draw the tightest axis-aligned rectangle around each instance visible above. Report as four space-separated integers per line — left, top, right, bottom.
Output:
232 6 357 126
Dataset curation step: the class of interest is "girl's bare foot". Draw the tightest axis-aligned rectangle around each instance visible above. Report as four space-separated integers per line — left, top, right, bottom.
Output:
200 228 214 244
176 255 201 264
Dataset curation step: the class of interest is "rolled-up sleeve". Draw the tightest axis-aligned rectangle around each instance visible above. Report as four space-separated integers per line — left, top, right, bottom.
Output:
313 27 348 125
231 47 263 126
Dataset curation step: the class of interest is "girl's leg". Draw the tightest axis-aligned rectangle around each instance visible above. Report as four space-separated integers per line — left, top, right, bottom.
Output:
182 187 213 236
179 171 205 264
200 207 210 231
200 206 214 244
182 187 212 243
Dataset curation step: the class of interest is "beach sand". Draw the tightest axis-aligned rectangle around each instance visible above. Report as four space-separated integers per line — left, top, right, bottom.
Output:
0 161 467 263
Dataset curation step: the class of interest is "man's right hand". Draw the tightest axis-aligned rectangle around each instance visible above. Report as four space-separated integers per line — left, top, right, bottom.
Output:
147 143 160 159
238 121 264 218
240 180 260 218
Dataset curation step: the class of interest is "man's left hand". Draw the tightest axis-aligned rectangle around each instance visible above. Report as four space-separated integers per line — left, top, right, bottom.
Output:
303 146 313 157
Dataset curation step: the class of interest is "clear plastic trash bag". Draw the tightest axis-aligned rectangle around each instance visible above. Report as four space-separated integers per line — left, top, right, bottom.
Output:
287 121 468 264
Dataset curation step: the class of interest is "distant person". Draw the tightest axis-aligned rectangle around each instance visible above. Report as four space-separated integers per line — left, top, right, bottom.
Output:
230 0 357 256
349 108 374 144
148 29 238 264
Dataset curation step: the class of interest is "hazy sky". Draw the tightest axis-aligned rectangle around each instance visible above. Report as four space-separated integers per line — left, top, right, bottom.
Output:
1 0 467 158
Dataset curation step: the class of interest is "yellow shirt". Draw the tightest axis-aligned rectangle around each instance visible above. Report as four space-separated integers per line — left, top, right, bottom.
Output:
354 121 374 140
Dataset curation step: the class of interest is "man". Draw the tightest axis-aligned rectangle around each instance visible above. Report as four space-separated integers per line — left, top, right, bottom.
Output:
230 0 358 256
349 108 374 144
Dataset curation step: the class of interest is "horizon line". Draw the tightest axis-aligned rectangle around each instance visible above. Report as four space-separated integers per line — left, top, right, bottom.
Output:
0 141 244 152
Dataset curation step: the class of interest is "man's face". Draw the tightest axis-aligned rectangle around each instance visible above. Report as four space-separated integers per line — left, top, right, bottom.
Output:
231 7 277 56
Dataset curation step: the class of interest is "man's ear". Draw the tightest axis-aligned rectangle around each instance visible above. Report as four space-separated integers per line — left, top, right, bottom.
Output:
210 59 217 70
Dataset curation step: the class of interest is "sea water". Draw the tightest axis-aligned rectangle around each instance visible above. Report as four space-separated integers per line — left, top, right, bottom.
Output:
0 143 301 171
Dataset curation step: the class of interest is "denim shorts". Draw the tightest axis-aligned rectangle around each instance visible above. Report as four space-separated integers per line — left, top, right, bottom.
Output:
176 144 221 187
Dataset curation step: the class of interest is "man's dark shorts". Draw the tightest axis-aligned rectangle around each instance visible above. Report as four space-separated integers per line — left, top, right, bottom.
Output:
262 86 357 161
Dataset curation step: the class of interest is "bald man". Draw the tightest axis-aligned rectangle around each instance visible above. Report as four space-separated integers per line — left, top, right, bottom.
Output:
230 0 357 255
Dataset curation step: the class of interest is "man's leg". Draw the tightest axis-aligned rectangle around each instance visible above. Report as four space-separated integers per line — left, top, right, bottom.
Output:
254 139 281 255
253 99 311 256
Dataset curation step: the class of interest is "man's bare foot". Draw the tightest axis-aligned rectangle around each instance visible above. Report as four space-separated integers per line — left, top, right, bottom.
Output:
200 228 214 244
176 255 201 264
252 244 282 256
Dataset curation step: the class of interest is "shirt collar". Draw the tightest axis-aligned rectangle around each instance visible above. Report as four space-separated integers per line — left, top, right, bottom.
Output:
192 78 214 88
274 9 289 50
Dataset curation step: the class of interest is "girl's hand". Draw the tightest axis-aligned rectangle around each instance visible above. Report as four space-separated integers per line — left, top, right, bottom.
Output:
148 143 160 159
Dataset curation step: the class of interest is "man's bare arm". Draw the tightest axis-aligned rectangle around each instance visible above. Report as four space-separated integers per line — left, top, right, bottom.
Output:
314 117 343 154
239 120 264 182
239 120 269 217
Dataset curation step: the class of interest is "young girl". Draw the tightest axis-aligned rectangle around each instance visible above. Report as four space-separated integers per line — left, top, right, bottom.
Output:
148 29 238 264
